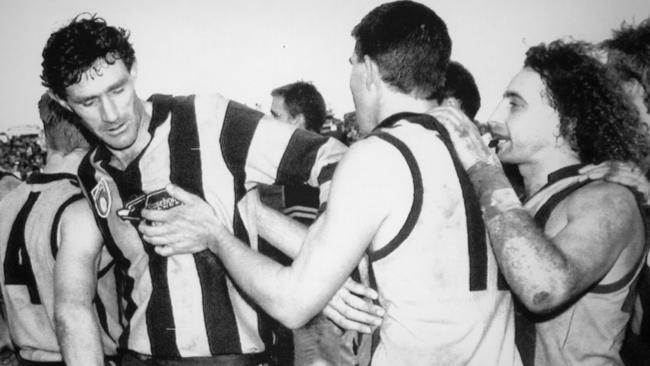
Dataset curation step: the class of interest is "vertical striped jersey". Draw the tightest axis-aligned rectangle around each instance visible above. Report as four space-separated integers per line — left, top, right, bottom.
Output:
0 173 121 362
364 113 521 366
76 93 346 358
522 165 646 366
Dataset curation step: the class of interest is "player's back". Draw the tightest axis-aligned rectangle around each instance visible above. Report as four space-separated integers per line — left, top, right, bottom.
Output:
0 174 81 361
0 173 121 362
364 115 521 366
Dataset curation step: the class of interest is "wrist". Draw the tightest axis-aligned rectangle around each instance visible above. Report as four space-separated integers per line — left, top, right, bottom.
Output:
467 162 523 221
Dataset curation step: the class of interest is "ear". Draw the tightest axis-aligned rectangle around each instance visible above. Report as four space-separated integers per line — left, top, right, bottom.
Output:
363 55 380 90
294 113 306 130
130 60 138 80
47 90 72 112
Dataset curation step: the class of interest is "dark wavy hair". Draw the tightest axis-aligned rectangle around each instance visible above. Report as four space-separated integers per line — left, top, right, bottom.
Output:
524 40 648 165
601 18 650 114
41 13 135 100
436 60 481 119
351 0 451 100
271 81 327 133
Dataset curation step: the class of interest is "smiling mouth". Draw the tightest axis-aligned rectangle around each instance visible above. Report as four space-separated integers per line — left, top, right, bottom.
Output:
488 134 510 151
107 122 125 134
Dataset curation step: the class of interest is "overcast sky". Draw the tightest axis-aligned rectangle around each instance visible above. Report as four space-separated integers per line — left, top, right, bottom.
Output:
0 0 648 133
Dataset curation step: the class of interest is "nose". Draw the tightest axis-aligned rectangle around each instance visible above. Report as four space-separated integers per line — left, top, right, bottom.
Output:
100 96 119 123
487 100 507 132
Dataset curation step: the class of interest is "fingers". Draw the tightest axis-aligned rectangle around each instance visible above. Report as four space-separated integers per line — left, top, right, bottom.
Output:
322 304 373 334
166 184 197 205
154 245 176 257
336 289 384 319
138 221 173 237
344 278 378 300
141 207 174 222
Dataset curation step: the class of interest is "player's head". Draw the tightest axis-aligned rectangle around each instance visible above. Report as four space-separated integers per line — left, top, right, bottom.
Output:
436 61 481 119
38 92 93 155
271 81 327 133
489 40 647 166
41 14 146 153
601 18 650 130
349 0 451 134
41 13 135 101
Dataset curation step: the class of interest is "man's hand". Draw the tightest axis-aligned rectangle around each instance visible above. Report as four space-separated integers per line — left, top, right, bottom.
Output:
139 184 221 256
579 161 650 204
429 106 501 170
322 278 384 334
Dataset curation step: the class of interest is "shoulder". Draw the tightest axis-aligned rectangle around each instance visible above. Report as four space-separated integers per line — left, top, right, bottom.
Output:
59 199 101 238
332 136 412 197
0 175 21 201
565 180 639 221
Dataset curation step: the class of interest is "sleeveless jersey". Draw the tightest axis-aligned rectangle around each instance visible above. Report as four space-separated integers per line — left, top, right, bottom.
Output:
521 165 646 366
0 173 121 362
76 93 346 357
365 113 521 366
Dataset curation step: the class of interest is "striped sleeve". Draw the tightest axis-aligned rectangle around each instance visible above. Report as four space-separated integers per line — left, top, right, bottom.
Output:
219 99 346 202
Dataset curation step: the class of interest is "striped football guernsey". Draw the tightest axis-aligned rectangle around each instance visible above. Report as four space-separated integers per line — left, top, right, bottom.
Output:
364 113 521 366
518 165 646 366
76 93 346 358
0 173 121 362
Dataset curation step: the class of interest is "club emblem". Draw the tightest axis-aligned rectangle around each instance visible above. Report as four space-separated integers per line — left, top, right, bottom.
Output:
91 178 112 218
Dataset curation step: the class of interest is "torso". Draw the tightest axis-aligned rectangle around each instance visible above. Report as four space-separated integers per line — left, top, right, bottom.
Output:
0 173 121 361
364 115 521 366
523 169 645 366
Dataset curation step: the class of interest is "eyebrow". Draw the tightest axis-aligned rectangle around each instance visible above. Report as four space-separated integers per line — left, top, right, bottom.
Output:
504 91 525 101
71 77 128 103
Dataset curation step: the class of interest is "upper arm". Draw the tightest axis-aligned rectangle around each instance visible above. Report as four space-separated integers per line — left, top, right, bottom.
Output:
286 139 397 309
551 181 641 294
242 114 347 191
55 199 104 307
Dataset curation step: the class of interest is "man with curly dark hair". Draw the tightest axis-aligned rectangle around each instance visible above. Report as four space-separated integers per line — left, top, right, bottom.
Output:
602 18 650 135
432 40 648 366
41 13 355 366
598 18 650 365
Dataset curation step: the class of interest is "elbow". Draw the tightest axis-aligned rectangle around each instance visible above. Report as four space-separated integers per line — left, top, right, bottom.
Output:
272 301 317 330
269 292 321 329
277 313 311 330
519 284 572 314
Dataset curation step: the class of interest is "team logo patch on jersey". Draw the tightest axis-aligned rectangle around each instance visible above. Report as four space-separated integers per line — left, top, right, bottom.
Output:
91 178 112 218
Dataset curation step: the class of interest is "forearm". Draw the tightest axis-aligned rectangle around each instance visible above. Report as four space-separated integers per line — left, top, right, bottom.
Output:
209 229 324 328
55 302 104 366
256 201 308 258
469 162 574 312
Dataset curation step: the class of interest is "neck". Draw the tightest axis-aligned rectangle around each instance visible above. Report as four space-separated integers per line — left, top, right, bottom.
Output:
376 90 438 123
42 148 87 175
518 151 581 196
110 99 152 170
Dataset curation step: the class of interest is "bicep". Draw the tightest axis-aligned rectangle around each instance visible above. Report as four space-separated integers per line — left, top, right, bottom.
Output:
551 184 638 291
288 141 393 303
55 200 103 305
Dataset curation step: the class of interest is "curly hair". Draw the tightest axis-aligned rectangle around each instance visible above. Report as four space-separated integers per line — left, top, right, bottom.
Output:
524 40 648 165
271 81 327 133
351 0 451 100
41 13 135 100
601 18 650 114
